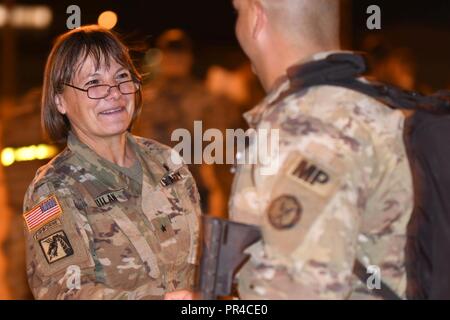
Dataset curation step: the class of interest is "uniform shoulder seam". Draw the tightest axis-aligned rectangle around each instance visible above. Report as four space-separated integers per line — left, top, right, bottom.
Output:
31 147 74 187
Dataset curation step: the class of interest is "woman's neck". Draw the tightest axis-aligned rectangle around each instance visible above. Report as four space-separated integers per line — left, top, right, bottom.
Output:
74 130 136 168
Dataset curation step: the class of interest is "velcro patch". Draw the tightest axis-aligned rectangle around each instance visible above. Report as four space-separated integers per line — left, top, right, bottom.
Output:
23 195 62 232
151 216 175 243
39 230 74 264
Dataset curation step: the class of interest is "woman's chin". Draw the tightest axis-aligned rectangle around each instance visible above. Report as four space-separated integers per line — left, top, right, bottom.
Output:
95 117 131 135
95 123 131 138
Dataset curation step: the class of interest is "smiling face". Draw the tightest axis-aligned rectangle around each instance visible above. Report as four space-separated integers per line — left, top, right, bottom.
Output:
56 55 135 142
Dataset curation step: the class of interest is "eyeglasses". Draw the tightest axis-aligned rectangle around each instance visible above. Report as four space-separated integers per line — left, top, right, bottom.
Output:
64 80 140 99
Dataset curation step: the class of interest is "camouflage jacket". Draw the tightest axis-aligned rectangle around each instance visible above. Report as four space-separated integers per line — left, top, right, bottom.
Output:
229 52 413 299
23 132 201 299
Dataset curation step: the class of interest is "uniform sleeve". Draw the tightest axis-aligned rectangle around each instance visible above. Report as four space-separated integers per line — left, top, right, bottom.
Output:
237 120 375 299
23 179 163 300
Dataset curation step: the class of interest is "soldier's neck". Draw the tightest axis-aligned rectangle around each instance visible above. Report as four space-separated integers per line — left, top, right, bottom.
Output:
263 44 341 92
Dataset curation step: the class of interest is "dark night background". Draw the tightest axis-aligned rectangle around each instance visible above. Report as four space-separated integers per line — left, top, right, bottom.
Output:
0 0 449 300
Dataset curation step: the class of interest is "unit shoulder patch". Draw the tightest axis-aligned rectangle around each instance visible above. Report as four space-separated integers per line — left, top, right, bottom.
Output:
267 195 302 230
38 230 74 264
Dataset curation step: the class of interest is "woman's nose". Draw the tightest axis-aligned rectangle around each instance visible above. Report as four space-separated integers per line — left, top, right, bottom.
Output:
106 85 122 100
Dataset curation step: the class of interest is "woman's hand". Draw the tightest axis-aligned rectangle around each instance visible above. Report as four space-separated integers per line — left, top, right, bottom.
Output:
164 290 195 300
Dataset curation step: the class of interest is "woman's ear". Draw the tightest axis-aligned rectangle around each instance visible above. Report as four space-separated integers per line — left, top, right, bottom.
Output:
55 95 66 115
251 0 267 40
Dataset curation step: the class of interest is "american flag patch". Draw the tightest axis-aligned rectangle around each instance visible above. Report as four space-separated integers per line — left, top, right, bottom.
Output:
23 195 62 232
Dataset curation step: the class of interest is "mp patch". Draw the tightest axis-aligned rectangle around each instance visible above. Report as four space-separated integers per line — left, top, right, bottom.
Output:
39 230 74 264
288 154 338 197
267 195 302 230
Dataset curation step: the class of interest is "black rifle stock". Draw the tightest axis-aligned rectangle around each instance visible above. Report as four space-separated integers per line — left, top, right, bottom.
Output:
198 215 262 300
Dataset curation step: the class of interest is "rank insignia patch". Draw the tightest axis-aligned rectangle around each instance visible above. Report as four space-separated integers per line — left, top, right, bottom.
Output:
39 230 74 264
160 170 183 187
151 216 175 243
267 195 302 230
23 195 62 232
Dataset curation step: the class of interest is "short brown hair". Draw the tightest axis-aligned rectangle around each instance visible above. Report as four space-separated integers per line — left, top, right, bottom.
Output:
41 25 142 143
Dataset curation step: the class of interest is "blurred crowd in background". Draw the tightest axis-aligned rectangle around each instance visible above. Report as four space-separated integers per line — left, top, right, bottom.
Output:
1 0 450 300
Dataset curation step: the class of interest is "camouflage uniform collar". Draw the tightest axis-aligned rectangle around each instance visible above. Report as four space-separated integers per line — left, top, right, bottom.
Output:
67 131 94 157
243 77 290 128
67 130 139 153
67 131 138 189
67 131 134 163
129 136 166 188
243 50 354 128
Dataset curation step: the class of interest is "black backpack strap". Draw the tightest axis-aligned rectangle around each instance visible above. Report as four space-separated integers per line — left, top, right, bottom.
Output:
305 77 450 113
353 259 402 300
273 52 450 113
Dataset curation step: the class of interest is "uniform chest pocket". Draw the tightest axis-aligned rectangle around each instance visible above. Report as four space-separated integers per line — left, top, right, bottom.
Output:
86 210 149 289
148 185 192 266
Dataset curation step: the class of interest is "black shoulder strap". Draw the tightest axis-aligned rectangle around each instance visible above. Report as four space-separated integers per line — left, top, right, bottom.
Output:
273 52 450 114
352 260 402 300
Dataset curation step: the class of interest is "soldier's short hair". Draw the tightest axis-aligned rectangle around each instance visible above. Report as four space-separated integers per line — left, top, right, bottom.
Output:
41 25 143 143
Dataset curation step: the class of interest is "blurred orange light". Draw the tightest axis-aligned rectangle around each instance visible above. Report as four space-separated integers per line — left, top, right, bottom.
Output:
98 11 117 30
0 4 52 28
0 6 7 27
1 145 58 167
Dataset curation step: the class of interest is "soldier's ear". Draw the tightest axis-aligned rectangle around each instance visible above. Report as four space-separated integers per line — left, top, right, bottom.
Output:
55 95 67 115
251 0 267 40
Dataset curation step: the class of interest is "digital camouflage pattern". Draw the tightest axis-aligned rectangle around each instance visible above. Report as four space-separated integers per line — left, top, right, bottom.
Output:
23 132 201 299
134 77 243 217
229 52 413 299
